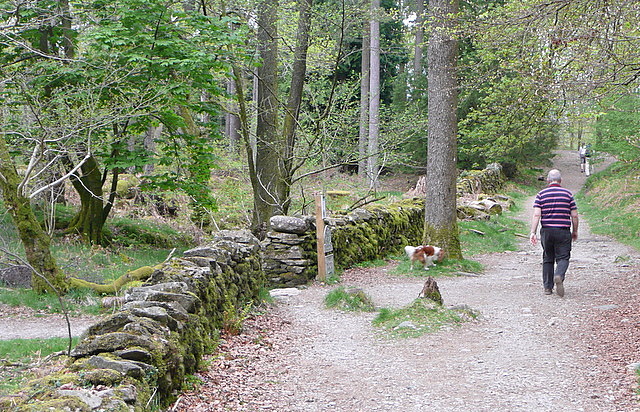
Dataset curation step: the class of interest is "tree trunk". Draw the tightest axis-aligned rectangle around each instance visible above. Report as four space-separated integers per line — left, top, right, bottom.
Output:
358 21 370 178
143 124 161 174
424 0 462 259
0 137 65 293
59 0 74 59
66 155 106 244
413 0 424 77
226 78 241 151
280 0 312 213
253 0 282 233
367 0 381 189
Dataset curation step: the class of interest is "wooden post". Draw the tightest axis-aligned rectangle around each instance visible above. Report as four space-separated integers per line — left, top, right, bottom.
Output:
315 193 327 282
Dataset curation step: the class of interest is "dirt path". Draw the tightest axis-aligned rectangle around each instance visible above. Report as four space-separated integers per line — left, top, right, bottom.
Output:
176 150 640 411
0 303 98 340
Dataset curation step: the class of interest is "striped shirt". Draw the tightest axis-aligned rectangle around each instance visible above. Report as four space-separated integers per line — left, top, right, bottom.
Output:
533 183 577 229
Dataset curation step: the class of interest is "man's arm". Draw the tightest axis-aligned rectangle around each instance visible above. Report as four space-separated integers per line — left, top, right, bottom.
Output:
571 209 579 240
530 207 541 246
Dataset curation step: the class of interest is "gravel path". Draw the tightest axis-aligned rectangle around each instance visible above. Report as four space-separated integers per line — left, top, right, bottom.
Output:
0 305 99 340
176 151 640 411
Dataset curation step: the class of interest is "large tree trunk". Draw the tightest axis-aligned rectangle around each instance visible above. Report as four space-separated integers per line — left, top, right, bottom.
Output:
358 21 370 178
66 155 106 244
0 137 65 293
424 0 462 259
367 0 381 189
253 0 282 233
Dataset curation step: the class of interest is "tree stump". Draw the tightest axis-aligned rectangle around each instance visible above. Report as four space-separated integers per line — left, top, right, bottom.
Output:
418 276 443 305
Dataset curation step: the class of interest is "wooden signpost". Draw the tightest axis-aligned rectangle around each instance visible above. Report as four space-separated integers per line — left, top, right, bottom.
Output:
315 193 334 281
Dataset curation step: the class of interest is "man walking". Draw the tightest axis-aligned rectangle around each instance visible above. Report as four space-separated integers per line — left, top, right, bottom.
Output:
529 169 579 297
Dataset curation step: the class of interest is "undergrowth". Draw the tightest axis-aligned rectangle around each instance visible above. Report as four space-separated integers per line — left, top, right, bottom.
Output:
578 161 640 250
325 286 376 312
0 337 79 395
0 287 101 315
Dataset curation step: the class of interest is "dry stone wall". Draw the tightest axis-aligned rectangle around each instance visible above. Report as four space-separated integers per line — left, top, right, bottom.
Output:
1 230 265 411
1 166 506 411
263 165 506 286
263 198 425 286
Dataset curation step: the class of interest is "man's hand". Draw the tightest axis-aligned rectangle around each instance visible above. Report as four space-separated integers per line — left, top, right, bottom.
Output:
530 232 538 246
572 232 578 241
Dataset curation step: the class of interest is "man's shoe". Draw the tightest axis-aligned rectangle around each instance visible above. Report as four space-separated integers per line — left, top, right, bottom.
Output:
554 276 565 297
544 288 552 295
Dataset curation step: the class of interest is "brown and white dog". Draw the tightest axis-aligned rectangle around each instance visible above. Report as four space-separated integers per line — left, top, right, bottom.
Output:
404 245 445 270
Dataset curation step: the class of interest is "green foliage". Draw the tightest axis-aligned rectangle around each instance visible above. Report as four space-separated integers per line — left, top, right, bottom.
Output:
578 162 640 250
256 287 274 305
458 74 559 170
1 0 251 244
105 217 195 248
325 286 375 312
373 299 479 339
222 300 253 336
594 94 640 162
183 374 205 392
54 244 177 284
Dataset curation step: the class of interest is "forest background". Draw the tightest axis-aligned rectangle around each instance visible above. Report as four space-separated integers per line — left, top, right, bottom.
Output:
1 0 639 295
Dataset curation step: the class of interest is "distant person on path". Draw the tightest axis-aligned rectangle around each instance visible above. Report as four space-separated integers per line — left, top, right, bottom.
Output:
529 169 579 297
579 145 587 173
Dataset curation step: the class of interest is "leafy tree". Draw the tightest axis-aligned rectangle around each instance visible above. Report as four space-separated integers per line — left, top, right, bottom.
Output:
1 0 245 243
595 93 640 162
0 0 246 290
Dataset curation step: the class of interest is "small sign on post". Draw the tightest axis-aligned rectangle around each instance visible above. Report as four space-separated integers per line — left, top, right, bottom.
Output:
315 193 334 281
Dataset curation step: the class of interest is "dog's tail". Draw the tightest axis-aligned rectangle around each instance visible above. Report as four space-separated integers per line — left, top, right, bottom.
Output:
404 246 416 259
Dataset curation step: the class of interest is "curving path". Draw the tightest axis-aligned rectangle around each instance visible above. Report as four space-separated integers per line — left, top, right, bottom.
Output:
177 150 639 411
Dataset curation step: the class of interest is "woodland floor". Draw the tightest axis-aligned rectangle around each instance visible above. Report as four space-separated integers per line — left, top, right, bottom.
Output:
1 151 639 411
174 150 640 411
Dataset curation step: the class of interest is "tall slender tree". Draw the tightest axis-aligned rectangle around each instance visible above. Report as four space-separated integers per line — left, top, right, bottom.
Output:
358 21 371 178
367 0 381 189
424 0 462 258
250 0 313 233
253 0 281 232
414 0 425 77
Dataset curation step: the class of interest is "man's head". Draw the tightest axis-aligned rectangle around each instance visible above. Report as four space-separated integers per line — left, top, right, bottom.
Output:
547 169 562 183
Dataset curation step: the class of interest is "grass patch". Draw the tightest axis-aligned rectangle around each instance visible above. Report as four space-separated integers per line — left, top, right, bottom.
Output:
106 217 196 248
373 299 479 339
459 214 527 256
395 257 483 277
325 286 375 312
0 287 101 315
578 161 640 250
0 337 79 395
54 244 181 284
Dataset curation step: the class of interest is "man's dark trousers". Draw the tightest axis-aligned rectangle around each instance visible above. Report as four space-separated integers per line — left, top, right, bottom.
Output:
540 227 572 290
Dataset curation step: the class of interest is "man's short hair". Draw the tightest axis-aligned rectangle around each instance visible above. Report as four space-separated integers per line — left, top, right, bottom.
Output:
547 169 562 182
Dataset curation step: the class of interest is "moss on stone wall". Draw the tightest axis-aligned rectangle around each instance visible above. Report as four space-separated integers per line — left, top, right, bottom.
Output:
330 199 425 271
0 231 266 411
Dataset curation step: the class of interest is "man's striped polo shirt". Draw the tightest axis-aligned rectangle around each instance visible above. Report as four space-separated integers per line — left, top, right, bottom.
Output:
533 183 576 229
